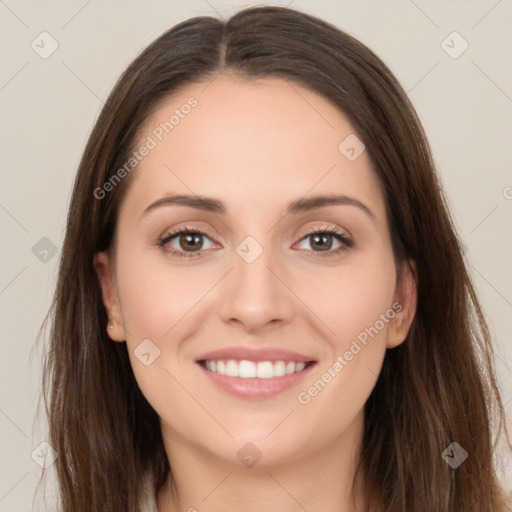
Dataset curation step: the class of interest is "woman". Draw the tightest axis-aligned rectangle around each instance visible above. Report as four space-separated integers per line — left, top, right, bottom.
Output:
40 5 511 511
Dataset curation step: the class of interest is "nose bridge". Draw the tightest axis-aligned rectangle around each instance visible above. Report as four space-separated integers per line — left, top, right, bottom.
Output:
219 233 294 330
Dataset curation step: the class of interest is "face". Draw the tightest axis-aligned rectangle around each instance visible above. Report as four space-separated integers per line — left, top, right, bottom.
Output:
94 73 416 468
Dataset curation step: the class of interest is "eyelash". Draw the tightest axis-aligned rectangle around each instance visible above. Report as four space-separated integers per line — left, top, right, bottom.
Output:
158 225 353 259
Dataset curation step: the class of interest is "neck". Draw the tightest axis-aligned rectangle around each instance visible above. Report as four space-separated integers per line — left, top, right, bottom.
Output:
157 412 371 512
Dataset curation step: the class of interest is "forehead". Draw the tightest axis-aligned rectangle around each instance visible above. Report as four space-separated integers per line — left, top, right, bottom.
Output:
120 74 385 223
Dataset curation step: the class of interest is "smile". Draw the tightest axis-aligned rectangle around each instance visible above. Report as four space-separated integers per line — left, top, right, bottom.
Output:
195 346 317 399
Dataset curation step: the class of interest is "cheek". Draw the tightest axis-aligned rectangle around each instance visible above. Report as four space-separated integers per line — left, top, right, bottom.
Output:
307 251 397 349
114 251 226 405
294 252 396 414
116 251 205 343
115 252 210 413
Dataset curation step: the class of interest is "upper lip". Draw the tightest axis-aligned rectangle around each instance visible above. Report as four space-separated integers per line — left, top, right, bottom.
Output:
195 347 316 363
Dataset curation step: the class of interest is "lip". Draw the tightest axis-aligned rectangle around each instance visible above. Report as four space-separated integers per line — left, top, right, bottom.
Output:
198 362 316 399
195 346 317 400
195 346 315 363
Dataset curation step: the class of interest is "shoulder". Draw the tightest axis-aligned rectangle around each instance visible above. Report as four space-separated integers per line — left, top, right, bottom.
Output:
139 473 158 512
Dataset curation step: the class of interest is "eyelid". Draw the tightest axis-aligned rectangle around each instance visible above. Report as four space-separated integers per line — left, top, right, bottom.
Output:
295 222 352 241
158 225 217 256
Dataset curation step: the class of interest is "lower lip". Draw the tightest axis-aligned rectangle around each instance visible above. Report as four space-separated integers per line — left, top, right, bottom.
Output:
197 363 316 399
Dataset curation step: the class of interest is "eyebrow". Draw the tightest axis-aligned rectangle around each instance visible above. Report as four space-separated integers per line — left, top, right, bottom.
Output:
140 193 375 220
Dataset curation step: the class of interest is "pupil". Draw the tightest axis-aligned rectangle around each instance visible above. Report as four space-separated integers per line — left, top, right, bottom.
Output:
313 234 331 251
181 233 201 250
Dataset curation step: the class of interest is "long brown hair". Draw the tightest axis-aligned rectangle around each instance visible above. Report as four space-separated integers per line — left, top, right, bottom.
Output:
38 6 511 511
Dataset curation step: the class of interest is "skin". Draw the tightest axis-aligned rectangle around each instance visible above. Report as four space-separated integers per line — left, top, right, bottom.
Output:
94 73 417 512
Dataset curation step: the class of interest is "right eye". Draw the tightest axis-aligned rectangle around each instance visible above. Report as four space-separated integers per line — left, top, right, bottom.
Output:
159 227 216 258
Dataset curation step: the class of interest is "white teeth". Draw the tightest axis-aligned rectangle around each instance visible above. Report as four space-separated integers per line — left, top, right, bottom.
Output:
203 359 310 378
256 361 274 379
273 361 286 377
225 360 239 377
238 360 256 378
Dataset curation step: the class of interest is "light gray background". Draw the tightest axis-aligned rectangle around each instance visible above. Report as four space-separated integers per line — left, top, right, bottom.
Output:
1 0 511 509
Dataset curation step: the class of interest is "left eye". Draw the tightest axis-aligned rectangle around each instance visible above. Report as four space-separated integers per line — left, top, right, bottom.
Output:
295 229 350 254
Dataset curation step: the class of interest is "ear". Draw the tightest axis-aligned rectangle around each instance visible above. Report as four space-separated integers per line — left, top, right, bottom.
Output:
93 251 126 342
386 260 417 349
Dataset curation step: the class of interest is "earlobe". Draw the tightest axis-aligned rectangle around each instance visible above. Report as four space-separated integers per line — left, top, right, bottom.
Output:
93 251 126 342
386 261 418 349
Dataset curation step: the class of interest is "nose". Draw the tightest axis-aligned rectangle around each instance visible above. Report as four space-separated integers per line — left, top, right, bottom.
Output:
219 241 296 334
